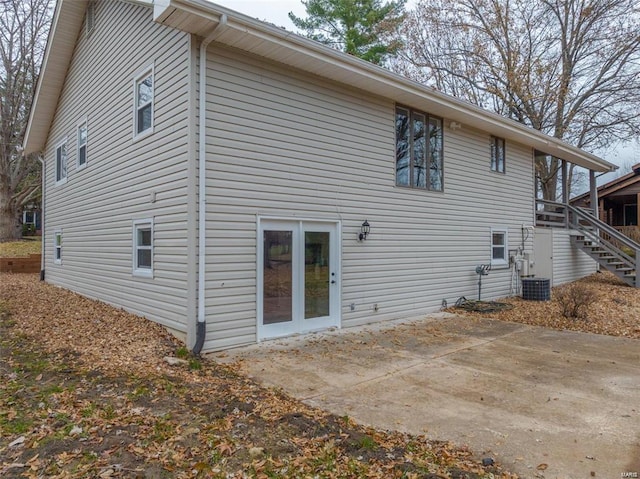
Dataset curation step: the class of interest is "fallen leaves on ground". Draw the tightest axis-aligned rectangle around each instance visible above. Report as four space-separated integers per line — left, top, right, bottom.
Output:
0 273 516 478
453 272 640 339
0 240 42 258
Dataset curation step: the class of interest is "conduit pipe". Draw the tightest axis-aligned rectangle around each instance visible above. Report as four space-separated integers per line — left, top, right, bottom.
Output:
193 14 228 355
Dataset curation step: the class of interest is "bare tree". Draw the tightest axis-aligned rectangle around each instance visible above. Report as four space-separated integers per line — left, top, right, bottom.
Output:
0 0 52 241
393 0 640 200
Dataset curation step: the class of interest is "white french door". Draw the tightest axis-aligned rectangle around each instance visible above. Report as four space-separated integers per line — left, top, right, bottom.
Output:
258 219 340 340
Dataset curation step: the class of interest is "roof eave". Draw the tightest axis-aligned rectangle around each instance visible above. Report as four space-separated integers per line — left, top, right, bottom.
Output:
154 0 616 173
23 0 88 155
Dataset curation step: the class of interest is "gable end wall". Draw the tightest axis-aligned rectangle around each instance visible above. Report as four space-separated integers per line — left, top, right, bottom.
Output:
42 0 193 334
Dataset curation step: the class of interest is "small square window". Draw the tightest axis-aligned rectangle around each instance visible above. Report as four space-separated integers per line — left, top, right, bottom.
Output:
491 136 505 173
54 231 62 265
133 219 153 277
55 140 67 184
134 67 153 138
78 120 87 168
490 228 508 267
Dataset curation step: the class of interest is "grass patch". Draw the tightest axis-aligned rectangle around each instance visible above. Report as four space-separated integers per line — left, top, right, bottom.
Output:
175 346 189 359
0 239 42 257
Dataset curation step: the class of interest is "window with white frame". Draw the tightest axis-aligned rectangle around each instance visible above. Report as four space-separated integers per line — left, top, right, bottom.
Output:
134 67 153 137
78 120 87 168
490 136 505 173
55 140 67 184
54 231 62 264
490 227 508 267
133 219 153 277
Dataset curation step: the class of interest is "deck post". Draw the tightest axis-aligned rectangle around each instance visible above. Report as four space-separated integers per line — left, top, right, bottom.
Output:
589 170 598 219
562 159 568 227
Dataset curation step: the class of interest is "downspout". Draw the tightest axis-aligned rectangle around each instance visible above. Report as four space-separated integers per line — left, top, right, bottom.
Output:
193 14 228 355
38 156 45 281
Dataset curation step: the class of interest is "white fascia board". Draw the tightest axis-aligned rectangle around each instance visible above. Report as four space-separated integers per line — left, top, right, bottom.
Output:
23 0 88 155
156 0 616 173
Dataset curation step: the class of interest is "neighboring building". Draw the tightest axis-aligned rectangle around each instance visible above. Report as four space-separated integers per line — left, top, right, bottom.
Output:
572 163 640 228
21 207 42 235
23 0 615 352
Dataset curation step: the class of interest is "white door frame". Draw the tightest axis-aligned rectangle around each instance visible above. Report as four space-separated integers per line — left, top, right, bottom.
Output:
257 217 341 341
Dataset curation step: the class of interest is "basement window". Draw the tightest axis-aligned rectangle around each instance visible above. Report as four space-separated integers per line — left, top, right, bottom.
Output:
133 219 153 278
490 227 508 267
54 231 62 265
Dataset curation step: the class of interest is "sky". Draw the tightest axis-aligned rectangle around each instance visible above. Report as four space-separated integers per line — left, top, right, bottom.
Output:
214 0 639 178
215 0 305 30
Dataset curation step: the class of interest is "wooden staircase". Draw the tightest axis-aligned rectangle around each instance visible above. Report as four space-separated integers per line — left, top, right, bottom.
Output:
566 205 640 287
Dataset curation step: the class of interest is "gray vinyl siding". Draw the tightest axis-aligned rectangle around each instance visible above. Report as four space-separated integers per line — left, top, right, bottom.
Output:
551 229 597 285
202 46 536 351
42 0 192 333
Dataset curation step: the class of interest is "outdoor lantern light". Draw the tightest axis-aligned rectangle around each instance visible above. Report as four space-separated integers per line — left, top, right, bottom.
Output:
359 220 370 241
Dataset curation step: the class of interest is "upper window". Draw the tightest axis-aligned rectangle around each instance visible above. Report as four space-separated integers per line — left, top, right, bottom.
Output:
490 227 508 267
134 67 154 138
396 106 443 191
55 140 67 185
77 120 87 168
133 219 153 277
54 231 62 265
491 136 505 173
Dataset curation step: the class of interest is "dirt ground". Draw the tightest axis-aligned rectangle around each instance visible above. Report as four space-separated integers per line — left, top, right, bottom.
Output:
1 271 637 478
0 273 514 478
454 271 640 339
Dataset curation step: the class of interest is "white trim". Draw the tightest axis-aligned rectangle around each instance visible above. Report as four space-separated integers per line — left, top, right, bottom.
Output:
132 218 154 278
490 226 509 268
54 138 68 186
77 117 88 170
53 230 62 265
133 64 154 140
257 217 341 341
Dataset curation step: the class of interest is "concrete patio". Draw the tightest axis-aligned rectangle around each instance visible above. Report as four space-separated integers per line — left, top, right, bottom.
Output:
215 315 640 478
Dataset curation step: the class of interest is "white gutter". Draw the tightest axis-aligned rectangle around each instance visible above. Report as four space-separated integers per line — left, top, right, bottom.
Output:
38 156 45 280
193 14 228 354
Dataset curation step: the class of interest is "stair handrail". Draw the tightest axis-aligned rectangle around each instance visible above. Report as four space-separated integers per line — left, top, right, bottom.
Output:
565 203 640 253
536 199 640 251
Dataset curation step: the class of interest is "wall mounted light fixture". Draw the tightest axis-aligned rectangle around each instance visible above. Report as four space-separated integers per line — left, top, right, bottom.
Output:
358 220 370 241
449 121 462 131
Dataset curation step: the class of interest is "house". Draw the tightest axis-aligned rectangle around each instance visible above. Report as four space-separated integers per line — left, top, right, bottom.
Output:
21 207 42 236
572 163 640 230
23 0 616 352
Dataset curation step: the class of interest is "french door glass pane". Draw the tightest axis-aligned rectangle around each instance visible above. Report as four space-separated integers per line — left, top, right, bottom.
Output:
263 230 293 324
304 231 330 319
